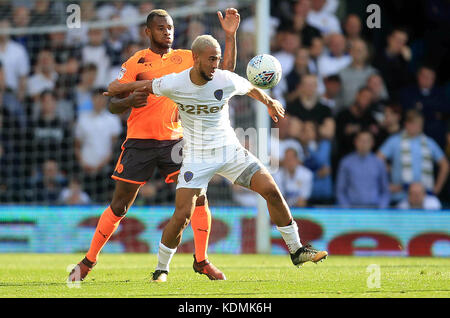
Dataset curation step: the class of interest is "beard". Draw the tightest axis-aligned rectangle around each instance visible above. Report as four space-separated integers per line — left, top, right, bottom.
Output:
200 69 213 81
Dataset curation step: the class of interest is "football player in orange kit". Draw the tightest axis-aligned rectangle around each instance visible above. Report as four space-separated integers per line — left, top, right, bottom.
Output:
68 8 240 282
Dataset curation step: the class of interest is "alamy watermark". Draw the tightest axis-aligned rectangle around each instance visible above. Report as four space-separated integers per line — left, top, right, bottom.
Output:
66 264 81 288
366 264 381 288
66 4 81 29
366 4 381 29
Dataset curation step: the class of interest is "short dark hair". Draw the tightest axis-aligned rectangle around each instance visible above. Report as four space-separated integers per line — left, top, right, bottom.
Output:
146 9 170 27
324 74 341 83
357 86 371 94
39 89 57 100
385 102 402 116
80 63 97 73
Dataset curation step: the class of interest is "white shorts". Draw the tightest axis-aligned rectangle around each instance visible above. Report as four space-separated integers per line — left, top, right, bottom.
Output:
177 143 263 190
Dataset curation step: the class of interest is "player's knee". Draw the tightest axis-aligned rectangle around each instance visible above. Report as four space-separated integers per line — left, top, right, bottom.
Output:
110 196 134 217
172 211 191 229
110 202 129 217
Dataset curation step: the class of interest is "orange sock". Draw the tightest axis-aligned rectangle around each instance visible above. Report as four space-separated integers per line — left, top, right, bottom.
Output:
85 206 124 263
191 205 211 262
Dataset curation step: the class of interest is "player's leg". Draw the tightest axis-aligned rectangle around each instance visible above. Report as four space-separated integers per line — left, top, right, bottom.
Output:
69 142 156 282
248 169 328 266
68 180 141 282
190 195 226 280
160 142 224 280
152 187 201 282
166 172 213 265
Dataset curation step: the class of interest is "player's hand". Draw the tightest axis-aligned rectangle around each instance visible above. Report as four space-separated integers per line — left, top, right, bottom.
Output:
267 99 285 123
129 86 149 108
218 8 240 36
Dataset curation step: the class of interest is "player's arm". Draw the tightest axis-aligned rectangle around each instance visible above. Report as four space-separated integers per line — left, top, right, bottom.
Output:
218 8 240 71
107 85 152 114
104 79 152 97
247 86 285 122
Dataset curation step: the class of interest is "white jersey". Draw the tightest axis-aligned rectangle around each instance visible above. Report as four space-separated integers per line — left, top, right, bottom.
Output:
152 68 253 154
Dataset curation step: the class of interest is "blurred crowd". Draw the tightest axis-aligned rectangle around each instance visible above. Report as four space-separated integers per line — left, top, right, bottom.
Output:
1 0 450 210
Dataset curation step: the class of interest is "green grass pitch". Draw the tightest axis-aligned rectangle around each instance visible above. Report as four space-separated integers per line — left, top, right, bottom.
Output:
0 254 449 298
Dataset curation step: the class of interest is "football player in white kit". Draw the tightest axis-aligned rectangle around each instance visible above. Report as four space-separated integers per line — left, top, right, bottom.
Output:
138 35 327 282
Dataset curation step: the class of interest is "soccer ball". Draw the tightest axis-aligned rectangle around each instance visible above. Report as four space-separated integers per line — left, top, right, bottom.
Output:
246 54 282 89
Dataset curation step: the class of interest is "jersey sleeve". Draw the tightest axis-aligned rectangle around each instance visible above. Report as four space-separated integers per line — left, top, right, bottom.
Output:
227 71 253 95
152 73 176 98
117 57 138 84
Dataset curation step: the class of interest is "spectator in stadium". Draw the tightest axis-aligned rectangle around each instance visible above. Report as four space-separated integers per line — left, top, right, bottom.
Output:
342 14 363 43
397 182 442 210
273 27 301 81
400 66 450 149
48 30 80 72
270 115 304 164
319 74 341 113
378 110 449 203
373 28 412 100
30 0 56 26
11 6 33 51
0 87 18 198
240 6 280 42
106 14 133 69
335 86 379 160
286 74 335 140
300 120 334 204
27 49 58 101
74 63 98 115
377 103 402 148
338 39 378 110
308 36 325 74
276 47 314 105
274 147 313 207
0 19 30 103
306 0 342 36
366 73 389 114
96 0 140 41
317 33 352 78
336 131 390 208
58 177 91 205
27 159 67 204
74 88 122 201
28 90 73 172
290 0 321 47
82 27 111 89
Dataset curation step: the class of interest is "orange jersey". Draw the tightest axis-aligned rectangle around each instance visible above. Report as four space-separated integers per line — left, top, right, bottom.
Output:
118 48 194 140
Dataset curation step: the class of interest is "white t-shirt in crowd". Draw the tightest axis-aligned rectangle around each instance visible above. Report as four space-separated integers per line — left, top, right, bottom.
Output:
0 40 30 91
27 72 58 97
75 110 122 168
317 54 352 77
152 68 253 154
274 165 313 206
307 10 342 35
397 195 442 210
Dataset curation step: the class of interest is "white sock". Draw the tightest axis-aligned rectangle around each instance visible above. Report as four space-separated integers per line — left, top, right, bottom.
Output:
156 242 177 272
277 220 302 254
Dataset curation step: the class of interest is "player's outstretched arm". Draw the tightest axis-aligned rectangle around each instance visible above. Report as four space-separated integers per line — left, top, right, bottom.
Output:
107 86 151 114
103 79 152 97
218 8 240 71
247 86 285 122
